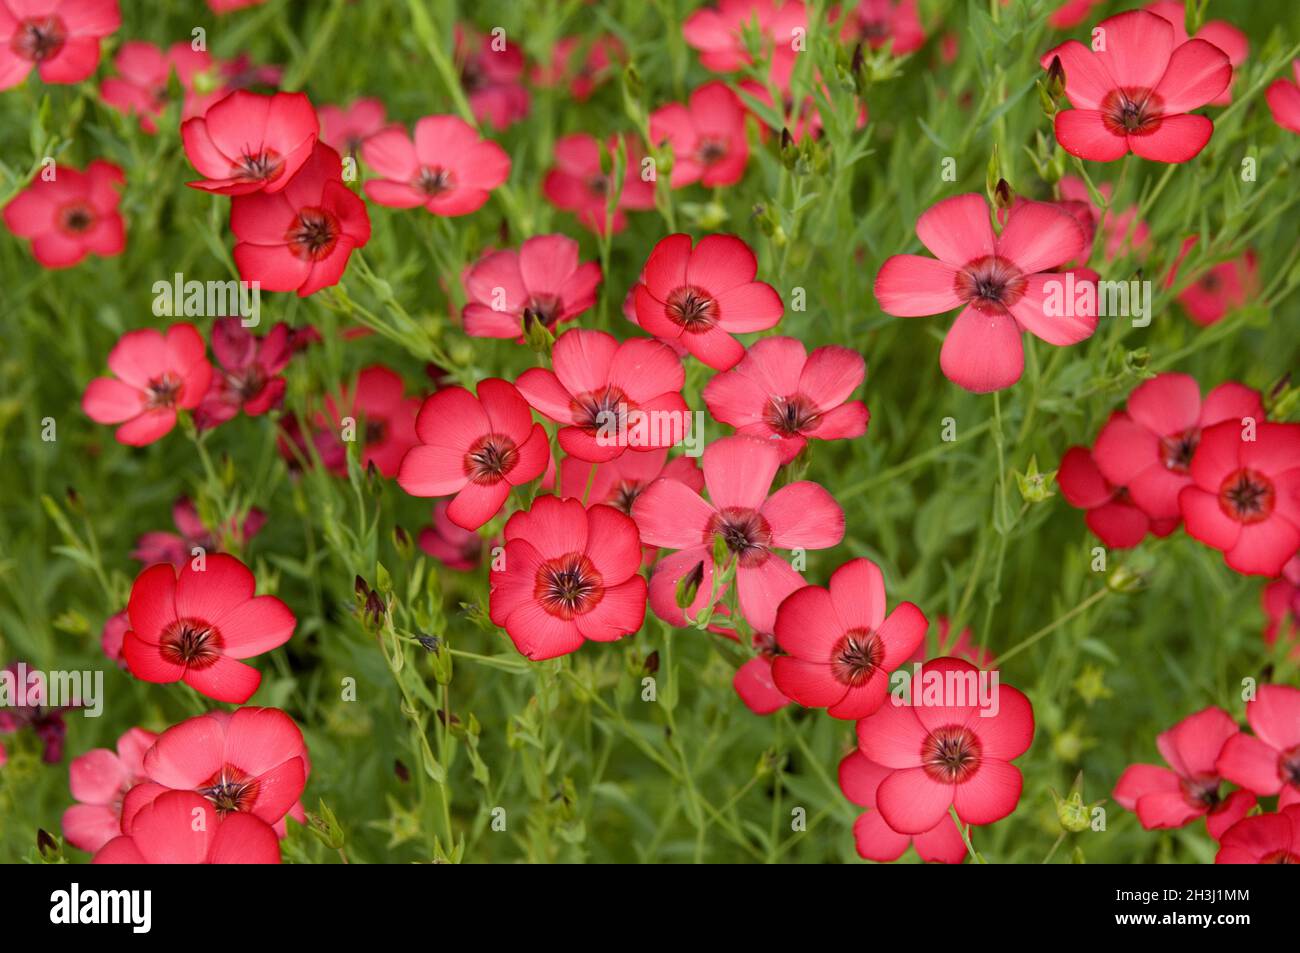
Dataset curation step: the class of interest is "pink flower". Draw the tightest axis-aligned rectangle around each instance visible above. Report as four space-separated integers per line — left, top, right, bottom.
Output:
683 0 806 92
649 81 750 189
1215 805 1300 863
1058 443 1178 548
840 750 966 863
1113 707 1256 839
128 707 307 827
489 495 647 660
93 790 280 864
1215 685 1300 804
1262 556 1300 657
516 328 689 463
362 115 510 215
318 365 420 478
0 0 120 91
100 41 195 133
856 657 1035 832
839 0 925 56
909 618 997 668
543 133 656 235
61 727 157 852
1178 421 1300 576
1145 0 1248 106
417 500 484 572
122 554 295 704
318 97 387 155
532 35 622 101
81 324 212 446
1266 60 1300 134
456 27 530 128
1048 0 1102 30
771 558 925 719
231 141 371 296
3 159 125 268
462 234 601 339
194 318 292 429
397 378 549 530
181 89 319 195
874 193 1095 392
101 609 128 665
1178 251 1257 326
131 496 267 569
717 561 803 715
633 435 844 627
1092 374 1264 521
1056 176 1150 263
1040 10 1231 163
702 336 868 463
633 233 784 371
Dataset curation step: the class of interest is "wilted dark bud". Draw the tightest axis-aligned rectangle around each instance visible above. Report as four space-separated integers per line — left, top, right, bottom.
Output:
676 560 704 608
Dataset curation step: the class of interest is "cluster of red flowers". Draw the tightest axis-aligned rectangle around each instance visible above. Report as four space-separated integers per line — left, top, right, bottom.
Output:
1 0 1294 865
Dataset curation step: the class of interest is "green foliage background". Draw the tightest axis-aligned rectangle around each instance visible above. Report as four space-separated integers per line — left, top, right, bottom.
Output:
1 0 1298 863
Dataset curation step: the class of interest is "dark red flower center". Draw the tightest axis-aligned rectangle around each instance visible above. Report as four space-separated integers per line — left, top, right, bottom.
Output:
233 148 285 184
955 255 1027 314
921 724 983 783
830 628 883 686
1280 745 1300 786
59 202 95 234
1160 429 1199 472
1201 272 1222 292
706 506 772 568
696 137 729 165
14 16 65 62
534 552 604 619
585 173 611 197
763 393 821 437
523 293 563 330
1100 87 1165 136
286 206 341 261
146 373 184 410
199 765 259 815
159 617 223 669
571 385 633 433
665 285 720 332
415 166 454 196
1179 775 1221 810
610 480 647 514
364 419 387 445
234 365 268 401
1262 850 1300 864
1218 468 1275 524
464 433 518 484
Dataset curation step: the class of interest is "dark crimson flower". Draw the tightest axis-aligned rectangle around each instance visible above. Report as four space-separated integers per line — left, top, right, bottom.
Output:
3 159 125 268
489 495 647 659
182 89 319 195
1113 706 1256 839
195 318 292 429
231 141 371 296
0 661 77 762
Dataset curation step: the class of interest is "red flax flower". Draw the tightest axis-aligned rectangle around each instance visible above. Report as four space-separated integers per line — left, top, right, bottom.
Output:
1262 556 1300 658
317 365 420 479
182 89 318 195
1092 374 1264 522
1266 60 1300 135
516 328 689 463
1215 805 1300 864
772 558 926 719
1040 9 1231 163
462 234 601 339
100 41 206 134
82 323 212 446
856 657 1035 833
649 81 750 189
127 708 307 827
1215 685 1300 808
122 554 295 704
1145 1 1248 106
1113 706 1256 839
838 0 926 56
1058 442 1177 547
361 115 510 216
874 193 1095 392
319 97 387 155
839 750 966 864
633 435 844 627
417 500 484 572
0 0 120 90
195 318 292 428
3 159 125 268
132 496 266 568
543 133 656 235
62 727 157 852
683 0 806 92
489 495 647 660
702 336 868 463
397 378 549 530
1179 421 1300 576
633 233 784 371
231 141 371 296
93 790 279 864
